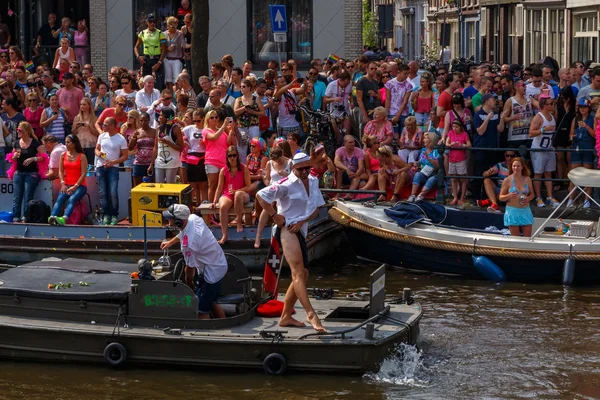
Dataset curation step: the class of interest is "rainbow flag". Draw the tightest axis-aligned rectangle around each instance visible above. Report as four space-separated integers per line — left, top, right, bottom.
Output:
328 53 340 64
25 61 34 71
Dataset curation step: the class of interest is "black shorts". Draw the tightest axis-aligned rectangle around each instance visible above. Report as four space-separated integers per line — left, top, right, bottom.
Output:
274 226 309 269
187 153 208 182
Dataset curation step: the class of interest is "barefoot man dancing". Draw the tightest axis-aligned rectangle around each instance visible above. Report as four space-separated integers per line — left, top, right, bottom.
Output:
256 152 326 332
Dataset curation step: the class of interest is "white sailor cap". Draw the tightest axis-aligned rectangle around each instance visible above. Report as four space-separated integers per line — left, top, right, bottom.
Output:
292 152 310 165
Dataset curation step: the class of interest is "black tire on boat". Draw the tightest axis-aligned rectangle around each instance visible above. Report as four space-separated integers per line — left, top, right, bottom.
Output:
104 342 127 367
263 353 287 375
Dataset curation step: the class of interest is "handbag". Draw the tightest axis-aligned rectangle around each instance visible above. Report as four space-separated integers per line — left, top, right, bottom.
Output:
259 115 271 131
186 154 203 165
421 165 434 177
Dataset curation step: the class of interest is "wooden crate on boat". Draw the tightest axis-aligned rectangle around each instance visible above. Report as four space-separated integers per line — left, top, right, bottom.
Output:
196 202 254 225
569 221 596 238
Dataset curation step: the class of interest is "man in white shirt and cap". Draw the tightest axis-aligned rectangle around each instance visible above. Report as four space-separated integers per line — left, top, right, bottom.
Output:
160 204 228 319
256 152 326 332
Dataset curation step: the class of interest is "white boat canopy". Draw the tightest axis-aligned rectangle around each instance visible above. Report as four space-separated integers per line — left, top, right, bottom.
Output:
568 167 600 188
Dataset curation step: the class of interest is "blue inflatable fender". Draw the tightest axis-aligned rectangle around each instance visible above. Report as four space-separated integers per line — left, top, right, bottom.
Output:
562 257 576 286
472 255 506 283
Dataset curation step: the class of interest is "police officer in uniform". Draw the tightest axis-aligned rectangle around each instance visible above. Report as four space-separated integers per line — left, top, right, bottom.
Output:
256 153 326 332
134 14 167 91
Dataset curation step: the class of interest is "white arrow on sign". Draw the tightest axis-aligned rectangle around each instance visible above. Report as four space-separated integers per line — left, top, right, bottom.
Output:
275 10 284 29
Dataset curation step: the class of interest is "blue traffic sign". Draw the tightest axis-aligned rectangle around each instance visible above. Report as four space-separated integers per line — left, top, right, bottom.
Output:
269 5 287 33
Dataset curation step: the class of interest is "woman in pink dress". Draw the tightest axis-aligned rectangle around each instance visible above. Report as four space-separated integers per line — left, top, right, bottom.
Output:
74 20 89 67
212 145 251 244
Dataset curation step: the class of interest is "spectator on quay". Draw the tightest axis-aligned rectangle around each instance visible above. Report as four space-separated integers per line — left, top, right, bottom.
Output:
246 136 268 194
56 58 70 82
120 109 141 167
255 79 274 133
40 93 66 141
39 70 60 108
23 92 44 139
85 76 99 99
1 97 26 151
571 61 586 91
95 117 128 225
528 96 559 208
363 106 394 146
473 93 506 203
463 67 482 105
0 74 23 109
74 20 89 66
0 51 9 72
558 67 577 97
309 143 334 189
72 97 98 164
9 122 46 222
498 157 535 237
306 67 326 110
443 93 473 142
526 68 555 100
576 66 600 114
128 112 155 186
273 76 302 138
95 95 128 132
0 118 7 175
175 93 190 121
385 63 412 133
397 116 423 163
53 37 75 70
92 81 111 118
108 75 121 96
478 151 515 213
436 73 460 132
360 135 381 191
407 61 420 88
53 17 74 44
471 76 493 110
48 134 87 225
203 109 236 211
566 99 595 208
334 134 365 197
411 72 434 128
234 78 265 150
115 74 137 111
542 66 559 92
327 65 341 84
407 131 440 202
177 0 192 27
41 133 66 182
446 120 471 205
500 64 510 75
216 79 235 107
135 75 161 116
375 144 411 202
310 59 328 86
555 87 577 181
181 14 193 79
195 75 212 109
163 16 185 95
56 72 84 133
324 71 352 142
221 54 235 84
379 71 391 105
286 131 302 156
147 89 176 128
226 67 243 100
176 73 196 109
212 145 251 243
204 88 234 118
242 60 255 79
500 74 516 100
263 69 277 94
503 79 535 151
356 61 382 125
182 108 207 202
151 108 183 183
134 14 166 91
210 62 224 86
13 66 28 93
35 13 59 62
8 46 25 70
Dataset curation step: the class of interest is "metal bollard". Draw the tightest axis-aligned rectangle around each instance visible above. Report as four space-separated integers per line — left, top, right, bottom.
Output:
402 288 411 302
364 322 375 340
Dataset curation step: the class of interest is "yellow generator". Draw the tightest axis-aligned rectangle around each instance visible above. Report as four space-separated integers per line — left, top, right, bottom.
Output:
130 183 192 226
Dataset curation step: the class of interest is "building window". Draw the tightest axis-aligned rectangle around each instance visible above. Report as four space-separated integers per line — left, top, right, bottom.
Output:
573 13 598 62
134 0 176 33
248 0 313 69
468 21 476 59
527 9 545 64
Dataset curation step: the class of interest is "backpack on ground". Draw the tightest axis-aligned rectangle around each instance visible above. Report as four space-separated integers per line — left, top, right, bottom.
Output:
25 200 51 223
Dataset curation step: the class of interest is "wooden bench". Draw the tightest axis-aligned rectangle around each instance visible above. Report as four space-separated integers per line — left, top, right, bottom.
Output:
195 202 255 225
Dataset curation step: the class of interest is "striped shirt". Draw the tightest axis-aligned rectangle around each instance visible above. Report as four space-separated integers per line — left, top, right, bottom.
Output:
44 108 66 140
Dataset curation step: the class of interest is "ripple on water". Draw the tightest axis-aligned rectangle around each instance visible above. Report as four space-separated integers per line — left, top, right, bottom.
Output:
364 344 430 388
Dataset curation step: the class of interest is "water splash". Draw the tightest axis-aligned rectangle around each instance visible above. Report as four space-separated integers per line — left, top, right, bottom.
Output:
363 343 429 387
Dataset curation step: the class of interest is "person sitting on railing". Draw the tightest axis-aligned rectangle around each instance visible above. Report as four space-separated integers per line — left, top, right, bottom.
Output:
211 146 251 244
397 116 422 163
498 157 534 237
309 144 334 189
334 134 366 199
375 144 411 202
529 96 560 208
361 135 381 192
477 151 515 213
363 106 393 147
446 120 472 205
567 99 596 208
407 131 440 202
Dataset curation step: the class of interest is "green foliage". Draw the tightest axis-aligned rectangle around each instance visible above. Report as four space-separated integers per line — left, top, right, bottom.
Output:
362 0 378 48
423 41 441 62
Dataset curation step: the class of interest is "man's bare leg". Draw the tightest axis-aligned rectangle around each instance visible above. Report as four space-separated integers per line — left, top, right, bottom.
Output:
278 228 325 332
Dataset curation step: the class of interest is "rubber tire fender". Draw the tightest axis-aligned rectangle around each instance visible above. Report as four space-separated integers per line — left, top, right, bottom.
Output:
104 342 127 367
262 352 287 375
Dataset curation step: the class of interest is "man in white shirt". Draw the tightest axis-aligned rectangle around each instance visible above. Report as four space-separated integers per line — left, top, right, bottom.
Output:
41 134 66 180
256 153 326 333
161 204 228 320
135 75 161 115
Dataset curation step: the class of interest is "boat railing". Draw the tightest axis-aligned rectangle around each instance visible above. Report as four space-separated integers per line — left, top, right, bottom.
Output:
433 145 598 204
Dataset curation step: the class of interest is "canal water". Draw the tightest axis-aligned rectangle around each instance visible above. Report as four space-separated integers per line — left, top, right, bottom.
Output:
0 243 599 399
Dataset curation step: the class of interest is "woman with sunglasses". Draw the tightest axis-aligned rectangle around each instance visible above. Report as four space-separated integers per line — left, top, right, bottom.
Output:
108 76 121 96
115 75 137 111
182 108 208 203
95 95 128 133
246 136 268 192
9 122 46 223
48 134 87 225
92 82 112 117
309 144 335 188
24 93 44 139
0 51 9 72
8 46 25 70
120 109 141 168
411 72 434 128
234 79 266 158
72 97 99 164
212 145 251 244
128 112 155 186
204 110 236 203
40 94 66 141
152 108 183 183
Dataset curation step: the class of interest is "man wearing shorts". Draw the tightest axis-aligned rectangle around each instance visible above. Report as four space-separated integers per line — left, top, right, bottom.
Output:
161 204 228 319
256 152 326 332
478 151 514 212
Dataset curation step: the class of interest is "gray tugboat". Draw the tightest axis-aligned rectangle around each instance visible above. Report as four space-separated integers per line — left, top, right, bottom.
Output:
0 256 422 374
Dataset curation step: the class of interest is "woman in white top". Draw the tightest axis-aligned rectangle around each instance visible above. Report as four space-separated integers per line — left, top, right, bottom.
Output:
253 146 291 249
152 108 183 183
182 109 208 203
53 38 75 69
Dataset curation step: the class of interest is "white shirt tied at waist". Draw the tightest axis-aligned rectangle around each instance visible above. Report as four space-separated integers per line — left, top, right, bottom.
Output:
256 172 325 238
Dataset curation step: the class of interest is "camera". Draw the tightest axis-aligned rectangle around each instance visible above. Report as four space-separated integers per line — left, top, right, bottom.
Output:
37 80 44 87
335 104 346 112
26 82 37 88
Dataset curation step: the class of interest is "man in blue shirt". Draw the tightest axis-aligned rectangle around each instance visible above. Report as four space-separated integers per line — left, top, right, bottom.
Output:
306 67 326 110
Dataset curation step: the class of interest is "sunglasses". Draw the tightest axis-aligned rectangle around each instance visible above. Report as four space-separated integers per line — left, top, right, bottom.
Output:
28 98 38 102
346 65 354 68
382 75 390 78
209 116 218 119
295 166 311 172
121 81 130 84
307 72 316 76
281 68 289 72
193 119 203 123
505 154 516 158
250 144 256 148
117 103 126 107
227 154 238 158
164 97 173 100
